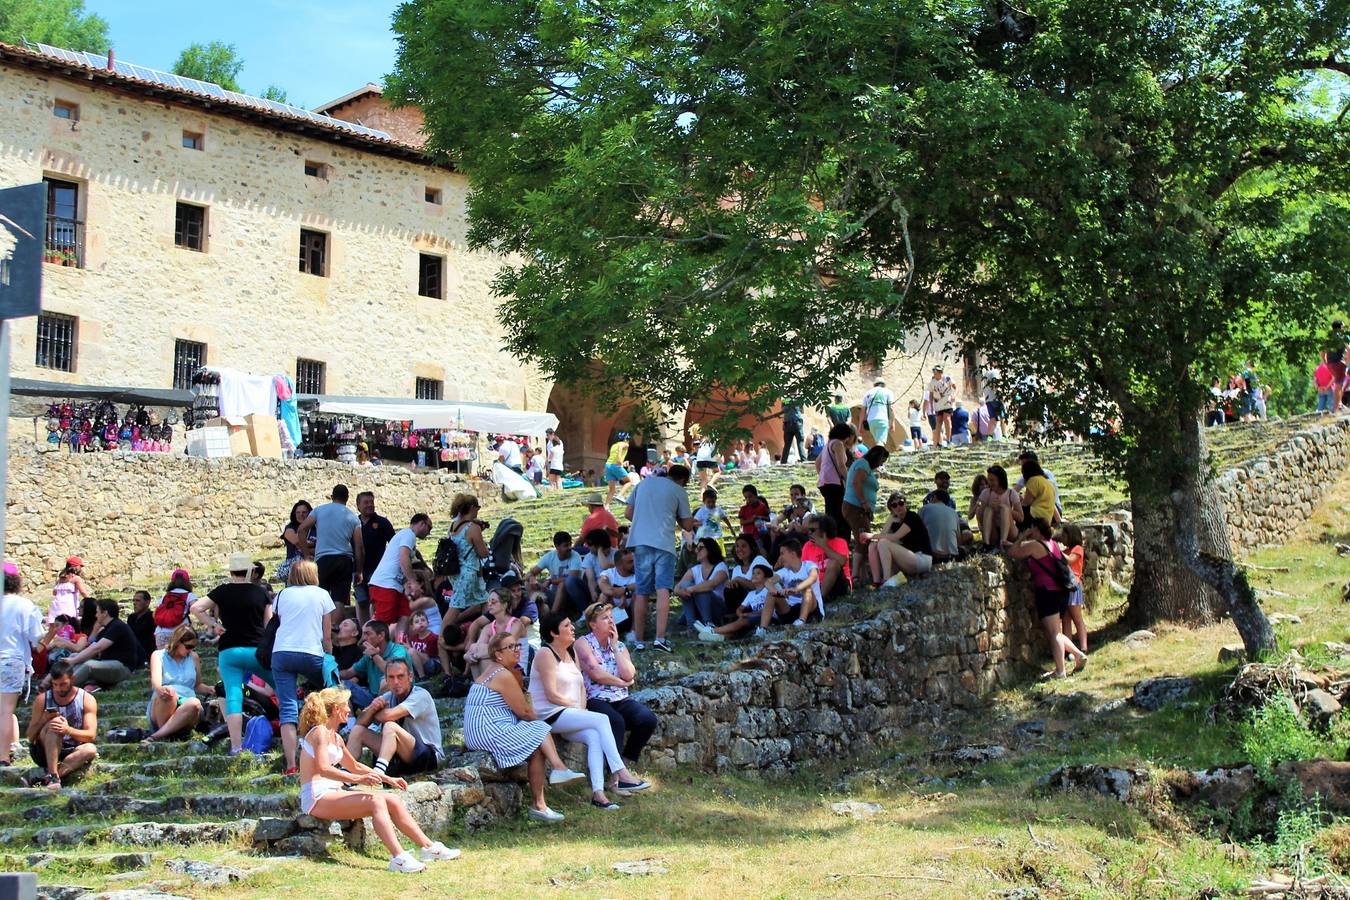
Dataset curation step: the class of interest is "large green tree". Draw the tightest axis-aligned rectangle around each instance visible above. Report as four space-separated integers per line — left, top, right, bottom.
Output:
390 0 1350 654
0 0 107 51
172 41 244 92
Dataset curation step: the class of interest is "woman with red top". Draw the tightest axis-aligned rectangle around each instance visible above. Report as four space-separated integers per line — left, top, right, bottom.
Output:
1005 519 1087 679
1058 523 1088 654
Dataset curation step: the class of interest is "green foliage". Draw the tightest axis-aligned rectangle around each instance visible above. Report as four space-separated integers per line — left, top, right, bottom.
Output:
0 0 107 51
260 84 289 104
1239 695 1342 780
172 41 243 92
1256 785 1332 878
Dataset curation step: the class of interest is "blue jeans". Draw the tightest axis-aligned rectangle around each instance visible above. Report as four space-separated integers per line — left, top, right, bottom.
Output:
560 574 592 616
1318 390 1334 413
218 646 274 716
343 678 375 709
271 650 327 725
633 546 676 595
680 591 725 629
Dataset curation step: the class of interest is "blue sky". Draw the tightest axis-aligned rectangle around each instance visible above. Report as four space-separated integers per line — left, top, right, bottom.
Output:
87 0 401 109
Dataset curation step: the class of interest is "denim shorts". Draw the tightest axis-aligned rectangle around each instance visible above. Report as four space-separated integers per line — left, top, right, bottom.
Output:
633 545 676 595
0 656 29 694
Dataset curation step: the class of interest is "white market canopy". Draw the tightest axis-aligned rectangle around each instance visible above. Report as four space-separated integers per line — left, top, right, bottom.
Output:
314 398 558 437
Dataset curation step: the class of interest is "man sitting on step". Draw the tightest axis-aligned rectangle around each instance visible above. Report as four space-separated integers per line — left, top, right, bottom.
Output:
345 658 442 778
26 660 98 790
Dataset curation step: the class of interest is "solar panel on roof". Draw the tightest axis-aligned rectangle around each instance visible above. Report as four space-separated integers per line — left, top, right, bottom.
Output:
28 42 395 142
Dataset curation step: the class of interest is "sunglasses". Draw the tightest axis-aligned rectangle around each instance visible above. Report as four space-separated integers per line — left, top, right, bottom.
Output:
500 643 520 651
182 641 198 649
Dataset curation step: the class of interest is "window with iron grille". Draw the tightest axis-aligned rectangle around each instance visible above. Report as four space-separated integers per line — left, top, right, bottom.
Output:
299 229 327 276
418 254 444 299
296 358 326 395
36 313 76 372
43 177 84 268
174 203 205 251
173 339 206 390
415 378 443 400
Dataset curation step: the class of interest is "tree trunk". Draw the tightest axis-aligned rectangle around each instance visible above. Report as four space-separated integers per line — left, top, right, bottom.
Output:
1125 410 1275 658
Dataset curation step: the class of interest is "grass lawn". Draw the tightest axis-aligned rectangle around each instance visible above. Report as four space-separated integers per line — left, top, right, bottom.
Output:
32 418 1350 897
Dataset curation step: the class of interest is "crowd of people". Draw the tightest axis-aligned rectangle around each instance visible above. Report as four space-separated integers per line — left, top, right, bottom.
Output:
0 408 1107 873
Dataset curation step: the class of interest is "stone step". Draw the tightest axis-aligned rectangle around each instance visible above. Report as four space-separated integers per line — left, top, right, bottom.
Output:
67 791 295 819
82 772 287 796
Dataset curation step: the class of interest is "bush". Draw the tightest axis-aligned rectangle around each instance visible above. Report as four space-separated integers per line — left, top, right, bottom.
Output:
1239 695 1339 780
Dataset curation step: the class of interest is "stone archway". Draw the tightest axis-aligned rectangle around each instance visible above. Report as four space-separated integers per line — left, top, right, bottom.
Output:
681 395 784 458
546 383 649 476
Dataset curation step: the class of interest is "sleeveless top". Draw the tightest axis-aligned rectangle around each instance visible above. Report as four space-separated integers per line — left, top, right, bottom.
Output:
50 580 79 622
155 650 198 698
578 633 627 703
1029 540 1067 593
528 646 583 719
817 439 847 488
46 687 85 749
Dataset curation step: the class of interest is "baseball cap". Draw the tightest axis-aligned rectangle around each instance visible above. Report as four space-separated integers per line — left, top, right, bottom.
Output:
65 555 84 568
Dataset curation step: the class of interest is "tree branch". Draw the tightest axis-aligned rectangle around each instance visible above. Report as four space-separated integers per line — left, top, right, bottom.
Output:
1296 54 1350 77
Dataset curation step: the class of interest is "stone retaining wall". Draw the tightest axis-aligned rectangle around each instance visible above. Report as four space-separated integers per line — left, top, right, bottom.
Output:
1216 417 1350 554
635 513 1132 773
4 445 498 587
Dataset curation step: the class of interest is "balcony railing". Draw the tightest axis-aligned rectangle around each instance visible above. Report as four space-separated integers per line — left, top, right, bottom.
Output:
45 215 85 268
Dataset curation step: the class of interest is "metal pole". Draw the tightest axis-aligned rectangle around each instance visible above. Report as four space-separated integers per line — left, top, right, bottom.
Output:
0 319 11 567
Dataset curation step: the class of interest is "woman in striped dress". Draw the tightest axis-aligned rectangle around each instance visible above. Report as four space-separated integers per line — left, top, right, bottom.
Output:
463 631 582 823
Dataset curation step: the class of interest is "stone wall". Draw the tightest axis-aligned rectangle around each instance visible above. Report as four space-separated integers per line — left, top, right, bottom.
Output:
1217 417 1350 554
4 444 497 587
636 513 1132 773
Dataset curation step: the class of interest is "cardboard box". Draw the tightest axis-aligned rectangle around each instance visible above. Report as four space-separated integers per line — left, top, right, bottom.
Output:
203 416 252 456
244 413 282 459
186 426 233 459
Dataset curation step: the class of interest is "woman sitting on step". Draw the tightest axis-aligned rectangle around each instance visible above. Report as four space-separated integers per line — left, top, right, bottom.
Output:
296 686 460 874
144 623 210 741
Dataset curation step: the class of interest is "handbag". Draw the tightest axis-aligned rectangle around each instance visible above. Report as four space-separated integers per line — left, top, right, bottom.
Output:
255 610 281 669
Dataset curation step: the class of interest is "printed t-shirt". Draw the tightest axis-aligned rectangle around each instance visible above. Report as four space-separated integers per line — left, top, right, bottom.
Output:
774 560 823 611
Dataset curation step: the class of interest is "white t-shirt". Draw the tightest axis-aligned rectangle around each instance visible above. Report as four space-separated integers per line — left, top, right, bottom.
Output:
272 585 335 656
775 560 823 612
908 407 923 428
371 528 419 591
694 505 726 539
742 586 770 613
381 685 443 761
547 440 565 470
681 561 728 599
695 441 716 462
730 555 771 584
600 567 638 598
498 441 522 468
0 593 45 661
862 387 894 422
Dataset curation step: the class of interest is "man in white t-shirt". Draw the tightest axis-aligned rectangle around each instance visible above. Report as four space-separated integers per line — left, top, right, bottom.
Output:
545 429 566 489
598 547 638 630
928 366 956 446
497 437 523 473
756 540 821 635
368 514 432 636
861 379 895 445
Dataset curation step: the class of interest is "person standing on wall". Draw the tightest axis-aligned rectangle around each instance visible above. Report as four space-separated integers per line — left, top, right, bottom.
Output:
298 484 365 618
781 403 806 464
860 380 895 447
625 465 696 653
356 491 395 627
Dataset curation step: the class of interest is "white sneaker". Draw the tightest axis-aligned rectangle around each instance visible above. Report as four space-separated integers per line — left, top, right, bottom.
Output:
753 627 768 639
549 767 585 785
528 805 565 823
792 620 806 628
692 620 712 634
389 852 427 873
419 842 461 862
883 573 905 587
697 630 725 643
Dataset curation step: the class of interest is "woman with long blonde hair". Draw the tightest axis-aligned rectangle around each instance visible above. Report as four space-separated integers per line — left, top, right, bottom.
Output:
296 687 459 873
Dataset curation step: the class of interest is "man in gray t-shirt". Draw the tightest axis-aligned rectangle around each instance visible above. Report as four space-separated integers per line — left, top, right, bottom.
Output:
919 491 962 562
346 658 441 776
298 484 364 608
625 465 695 653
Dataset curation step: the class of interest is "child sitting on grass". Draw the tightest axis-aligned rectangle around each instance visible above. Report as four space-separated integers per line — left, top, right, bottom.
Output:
694 563 773 643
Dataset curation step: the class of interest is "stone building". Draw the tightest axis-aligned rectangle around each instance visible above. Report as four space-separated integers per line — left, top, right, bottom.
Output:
0 41 970 471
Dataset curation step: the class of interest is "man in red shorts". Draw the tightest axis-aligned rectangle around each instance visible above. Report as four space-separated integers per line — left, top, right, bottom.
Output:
367 513 433 638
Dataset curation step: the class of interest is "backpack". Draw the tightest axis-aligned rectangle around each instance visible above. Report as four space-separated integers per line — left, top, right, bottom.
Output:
434 536 461 577
1035 541 1076 591
241 715 274 754
153 591 188 629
